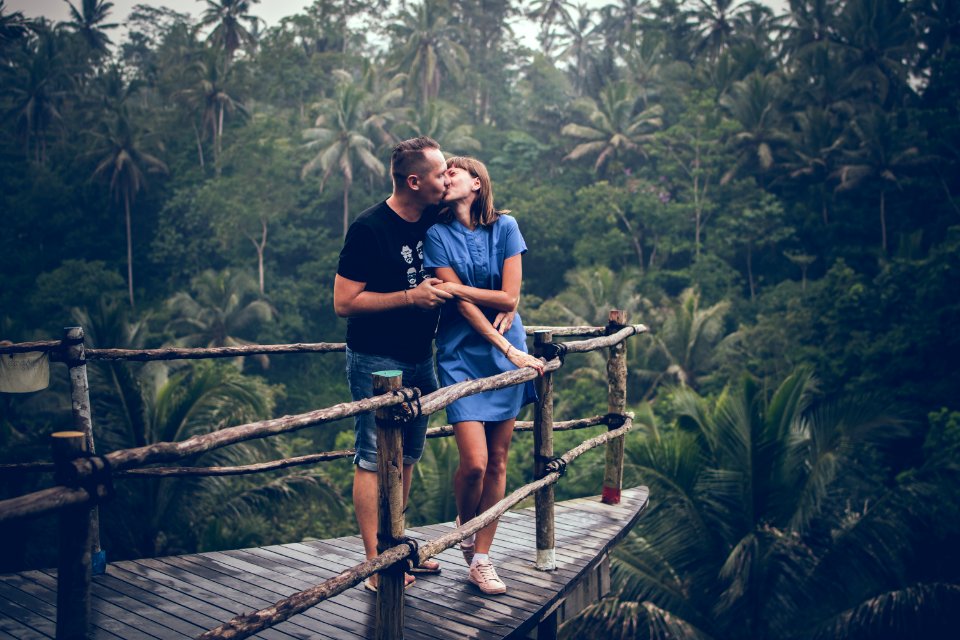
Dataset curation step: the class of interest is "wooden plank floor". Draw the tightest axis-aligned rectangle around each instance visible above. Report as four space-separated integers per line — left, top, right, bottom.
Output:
0 487 648 639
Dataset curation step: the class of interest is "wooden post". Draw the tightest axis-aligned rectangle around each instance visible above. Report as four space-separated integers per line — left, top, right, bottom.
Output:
52 431 94 640
373 371 405 640
602 310 628 505
62 327 103 574
533 330 555 570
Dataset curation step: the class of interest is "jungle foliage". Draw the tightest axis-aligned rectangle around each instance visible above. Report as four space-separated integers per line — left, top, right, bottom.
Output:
1 1 958 637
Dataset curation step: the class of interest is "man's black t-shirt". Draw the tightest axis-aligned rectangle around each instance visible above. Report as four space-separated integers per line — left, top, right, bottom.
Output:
337 201 440 363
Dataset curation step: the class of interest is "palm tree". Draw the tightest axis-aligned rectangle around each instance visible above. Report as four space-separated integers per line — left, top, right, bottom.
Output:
832 109 921 255
563 369 958 640
532 266 649 412
4 30 66 164
395 99 481 156
595 0 651 54
164 269 275 370
830 0 915 108
64 0 117 59
91 107 167 310
527 0 575 55
198 0 260 69
176 52 246 175
690 0 752 61
554 3 604 95
719 71 790 185
0 1 32 46
561 81 664 175
302 80 386 239
635 287 730 396
388 0 469 107
784 106 845 224
92 356 340 557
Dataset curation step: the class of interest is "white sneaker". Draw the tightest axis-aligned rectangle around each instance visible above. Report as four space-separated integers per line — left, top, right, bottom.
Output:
469 559 506 595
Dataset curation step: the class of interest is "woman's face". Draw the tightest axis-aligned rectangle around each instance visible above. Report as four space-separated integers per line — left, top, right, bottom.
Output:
442 166 480 204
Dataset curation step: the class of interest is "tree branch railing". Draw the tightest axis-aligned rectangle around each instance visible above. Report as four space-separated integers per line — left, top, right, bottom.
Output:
197 417 635 640
0 313 648 640
0 415 612 477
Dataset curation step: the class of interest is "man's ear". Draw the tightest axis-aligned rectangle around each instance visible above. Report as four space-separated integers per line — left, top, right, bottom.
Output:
406 174 420 191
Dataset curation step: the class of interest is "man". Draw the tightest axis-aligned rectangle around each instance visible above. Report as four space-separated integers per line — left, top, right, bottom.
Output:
334 136 453 590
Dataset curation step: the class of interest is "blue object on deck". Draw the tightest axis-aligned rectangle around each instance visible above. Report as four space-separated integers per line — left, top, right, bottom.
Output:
91 549 106 575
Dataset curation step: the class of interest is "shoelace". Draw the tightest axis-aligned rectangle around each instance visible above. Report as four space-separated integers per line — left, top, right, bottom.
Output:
475 562 502 583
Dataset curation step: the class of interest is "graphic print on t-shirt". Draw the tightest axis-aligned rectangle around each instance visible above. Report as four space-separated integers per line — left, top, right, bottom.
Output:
401 244 413 264
416 241 426 281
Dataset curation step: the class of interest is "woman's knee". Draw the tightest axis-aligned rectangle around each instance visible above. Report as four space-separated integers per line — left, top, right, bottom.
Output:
485 451 509 478
458 456 487 483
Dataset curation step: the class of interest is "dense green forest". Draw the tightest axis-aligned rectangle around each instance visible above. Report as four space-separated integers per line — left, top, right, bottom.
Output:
1 0 959 637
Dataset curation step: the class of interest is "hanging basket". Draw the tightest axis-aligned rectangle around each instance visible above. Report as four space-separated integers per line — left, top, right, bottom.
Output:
0 351 50 393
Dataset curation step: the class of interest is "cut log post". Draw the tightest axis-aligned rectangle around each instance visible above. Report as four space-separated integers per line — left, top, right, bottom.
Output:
603 310 628 505
62 327 104 575
533 330 556 570
373 371 405 640
52 431 94 640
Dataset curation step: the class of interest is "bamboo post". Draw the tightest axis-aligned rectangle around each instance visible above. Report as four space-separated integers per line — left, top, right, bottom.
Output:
533 330 556 571
52 431 94 640
63 327 104 575
602 310 628 505
373 371 405 640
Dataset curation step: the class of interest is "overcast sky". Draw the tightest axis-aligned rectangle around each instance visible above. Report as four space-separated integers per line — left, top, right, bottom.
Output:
10 0 790 34
9 0 314 28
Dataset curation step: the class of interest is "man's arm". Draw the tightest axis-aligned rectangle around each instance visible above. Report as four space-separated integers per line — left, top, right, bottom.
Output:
333 274 453 317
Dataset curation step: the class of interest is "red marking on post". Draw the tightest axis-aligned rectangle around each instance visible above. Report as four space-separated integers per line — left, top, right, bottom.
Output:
601 486 621 504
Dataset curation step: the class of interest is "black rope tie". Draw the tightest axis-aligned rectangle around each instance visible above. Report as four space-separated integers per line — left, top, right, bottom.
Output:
62 452 114 505
534 454 568 478
390 388 422 425
401 536 421 570
605 413 627 429
541 342 567 365
545 457 567 477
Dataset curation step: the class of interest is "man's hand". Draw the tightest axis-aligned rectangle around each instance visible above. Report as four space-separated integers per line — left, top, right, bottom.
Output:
434 281 461 297
409 277 454 309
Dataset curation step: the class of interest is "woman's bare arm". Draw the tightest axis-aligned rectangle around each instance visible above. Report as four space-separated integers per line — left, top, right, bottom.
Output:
434 254 523 312
433 258 542 373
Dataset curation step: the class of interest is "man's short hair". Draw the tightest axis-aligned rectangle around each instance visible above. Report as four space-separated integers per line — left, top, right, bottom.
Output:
391 136 441 186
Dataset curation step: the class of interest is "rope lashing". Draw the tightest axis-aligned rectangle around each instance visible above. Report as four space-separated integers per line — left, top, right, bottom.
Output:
58 452 114 505
374 532 422 570
401 537 421 571
605 412 627 429
534 454 568 479
540 342 567 365
389 387 422 424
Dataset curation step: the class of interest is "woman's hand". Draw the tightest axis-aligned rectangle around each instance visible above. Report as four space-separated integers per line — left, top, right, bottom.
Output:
493 310 515 334
505 346 544 375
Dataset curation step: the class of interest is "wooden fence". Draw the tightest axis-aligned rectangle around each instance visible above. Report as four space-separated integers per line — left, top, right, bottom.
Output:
0 312 647 640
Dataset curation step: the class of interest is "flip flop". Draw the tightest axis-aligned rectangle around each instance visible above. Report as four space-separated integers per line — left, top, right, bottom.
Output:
364 574 416 592
409 559 441 575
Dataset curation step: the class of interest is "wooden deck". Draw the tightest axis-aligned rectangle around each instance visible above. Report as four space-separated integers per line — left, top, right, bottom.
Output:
0 487 648 639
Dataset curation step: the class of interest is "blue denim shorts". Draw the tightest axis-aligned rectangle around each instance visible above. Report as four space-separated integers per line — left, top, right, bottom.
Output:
346 347 438 471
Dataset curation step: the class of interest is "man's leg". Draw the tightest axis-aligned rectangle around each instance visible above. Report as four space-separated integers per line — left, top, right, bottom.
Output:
400 354 441 573
353 466 379 560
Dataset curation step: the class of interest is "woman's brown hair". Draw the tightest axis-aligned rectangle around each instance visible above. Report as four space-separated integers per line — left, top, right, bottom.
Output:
440 156 509 227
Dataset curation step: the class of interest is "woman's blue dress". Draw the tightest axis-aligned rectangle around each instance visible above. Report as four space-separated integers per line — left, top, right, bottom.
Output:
423 214 537 423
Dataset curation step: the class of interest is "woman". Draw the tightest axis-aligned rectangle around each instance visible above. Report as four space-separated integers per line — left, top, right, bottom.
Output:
423 156 544 595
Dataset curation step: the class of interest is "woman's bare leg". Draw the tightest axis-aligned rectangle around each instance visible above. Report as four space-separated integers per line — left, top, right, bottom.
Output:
453 421 487 524
473 418 516 554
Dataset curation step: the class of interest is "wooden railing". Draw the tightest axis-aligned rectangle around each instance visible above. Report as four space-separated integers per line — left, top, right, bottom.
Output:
0 311 648 640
